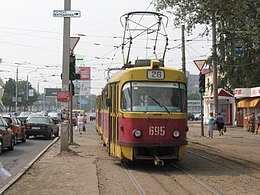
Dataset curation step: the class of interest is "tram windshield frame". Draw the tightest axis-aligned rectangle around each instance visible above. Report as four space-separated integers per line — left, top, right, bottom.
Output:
121 81 187 112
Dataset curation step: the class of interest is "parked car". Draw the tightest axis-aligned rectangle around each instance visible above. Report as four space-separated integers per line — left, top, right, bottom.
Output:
0 117 15 154
25 116 59 140
48 112 61 124
194 113 202 120
17 112 31 123
89 112 96 121
188 112 195 121
2 115 26 144
26 112 46 122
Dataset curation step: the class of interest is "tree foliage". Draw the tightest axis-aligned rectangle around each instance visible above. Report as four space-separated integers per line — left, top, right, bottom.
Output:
188 93 201 100
2 78 39 111
155 0 260 91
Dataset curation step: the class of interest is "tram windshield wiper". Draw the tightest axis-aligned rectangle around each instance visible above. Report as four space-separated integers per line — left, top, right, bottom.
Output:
148 95 170 114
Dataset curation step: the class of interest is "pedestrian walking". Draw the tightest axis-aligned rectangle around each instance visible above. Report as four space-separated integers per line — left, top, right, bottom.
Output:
248 113 255 134
216 112 225 136
256 113 260 134
77 113 85 135
208 112 215 138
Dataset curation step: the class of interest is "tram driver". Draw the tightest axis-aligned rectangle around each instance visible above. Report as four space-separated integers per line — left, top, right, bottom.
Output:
159 90 172 106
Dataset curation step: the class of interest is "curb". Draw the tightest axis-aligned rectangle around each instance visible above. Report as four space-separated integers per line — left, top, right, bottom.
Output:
0 137 59 195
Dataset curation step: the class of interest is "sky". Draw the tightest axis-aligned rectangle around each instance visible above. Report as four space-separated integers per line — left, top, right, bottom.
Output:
0 0 212 94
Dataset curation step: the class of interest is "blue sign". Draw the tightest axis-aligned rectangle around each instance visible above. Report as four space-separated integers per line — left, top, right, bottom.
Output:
234 39 244 56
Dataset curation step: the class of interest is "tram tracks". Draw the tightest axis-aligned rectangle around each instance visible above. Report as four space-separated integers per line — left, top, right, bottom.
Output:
187 150 260 180
121 146 260 195
122 161 223 195
171 163 223 195
122 163 146 195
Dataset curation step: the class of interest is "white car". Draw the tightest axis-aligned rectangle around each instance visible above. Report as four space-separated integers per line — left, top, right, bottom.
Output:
194 113 202 120
89 112 96 121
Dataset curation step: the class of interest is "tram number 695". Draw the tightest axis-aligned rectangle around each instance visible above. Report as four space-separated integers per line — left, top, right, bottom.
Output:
149 126 165 136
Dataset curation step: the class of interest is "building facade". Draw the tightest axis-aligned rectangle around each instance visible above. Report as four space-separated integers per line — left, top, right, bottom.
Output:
202 69 236 126
235 87 260 129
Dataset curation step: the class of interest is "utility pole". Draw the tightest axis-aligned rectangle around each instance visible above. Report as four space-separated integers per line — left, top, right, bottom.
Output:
26 75 29 111
181 24 186 74
212 12 218 114
62 0 71 93
15 66 18 113
60 0 71 152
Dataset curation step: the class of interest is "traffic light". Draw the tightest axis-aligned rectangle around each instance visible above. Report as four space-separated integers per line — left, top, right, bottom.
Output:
69 54 81 80
69 54 76 80
199 73 205 93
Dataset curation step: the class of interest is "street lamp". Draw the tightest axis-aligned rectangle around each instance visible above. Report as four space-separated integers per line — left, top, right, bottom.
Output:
26 69 38 111
37 78 48 93
15 62 30 113
36 78 48 111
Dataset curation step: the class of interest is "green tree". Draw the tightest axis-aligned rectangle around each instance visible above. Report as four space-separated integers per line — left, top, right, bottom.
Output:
188 93 201 100
2 78 39 111
155 0 260 90
2 79 16 110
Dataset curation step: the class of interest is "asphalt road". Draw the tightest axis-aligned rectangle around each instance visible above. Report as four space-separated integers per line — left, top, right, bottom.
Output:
0 137 54 188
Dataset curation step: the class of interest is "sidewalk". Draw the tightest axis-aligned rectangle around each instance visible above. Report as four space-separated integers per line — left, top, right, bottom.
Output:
187 123 260 164
3 122 101 195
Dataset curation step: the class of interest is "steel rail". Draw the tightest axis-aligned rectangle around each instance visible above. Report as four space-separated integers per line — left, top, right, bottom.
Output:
171 163 223 195
187 150 260 180
122 163 146 195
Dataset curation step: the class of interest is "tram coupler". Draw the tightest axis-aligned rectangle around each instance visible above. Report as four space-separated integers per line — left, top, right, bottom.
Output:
154 156 164 166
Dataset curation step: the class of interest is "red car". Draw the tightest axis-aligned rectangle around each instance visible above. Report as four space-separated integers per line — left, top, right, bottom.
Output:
0 116 15 154
2 115 26 144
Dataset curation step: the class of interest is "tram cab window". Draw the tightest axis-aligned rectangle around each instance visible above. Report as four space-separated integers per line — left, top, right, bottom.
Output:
121 81 187 112
121 82 132 111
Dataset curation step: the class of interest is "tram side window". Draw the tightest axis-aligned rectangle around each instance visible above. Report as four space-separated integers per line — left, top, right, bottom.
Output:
121 82 132 111
179 83 187 112
169 83 186 112
170 88 181 108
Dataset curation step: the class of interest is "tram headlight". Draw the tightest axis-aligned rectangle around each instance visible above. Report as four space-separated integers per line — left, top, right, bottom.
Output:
133 129 142 138
172 130 180 138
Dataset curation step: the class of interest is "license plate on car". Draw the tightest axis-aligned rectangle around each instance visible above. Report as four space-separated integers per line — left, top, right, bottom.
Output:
32 127 41 130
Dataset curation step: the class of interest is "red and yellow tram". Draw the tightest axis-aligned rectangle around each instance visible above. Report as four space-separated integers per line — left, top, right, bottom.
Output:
96 59 188 165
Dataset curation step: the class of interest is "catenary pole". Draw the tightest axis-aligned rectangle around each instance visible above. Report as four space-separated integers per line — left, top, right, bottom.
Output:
181 25 186 74
15 66 18 113
212 12 218 115
61 0 71 152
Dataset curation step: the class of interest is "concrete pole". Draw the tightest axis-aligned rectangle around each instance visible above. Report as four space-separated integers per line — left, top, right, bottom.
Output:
212 12 218 115
181 25 186 74
62 0 71 91
26 75 29 111
15 66 18 113
61 0 71 151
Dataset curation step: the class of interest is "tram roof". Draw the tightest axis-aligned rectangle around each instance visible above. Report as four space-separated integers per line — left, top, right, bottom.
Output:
107 64 186 84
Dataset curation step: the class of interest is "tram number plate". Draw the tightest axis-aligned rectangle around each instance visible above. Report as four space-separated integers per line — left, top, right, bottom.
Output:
149 126 165 136
147 70 164 80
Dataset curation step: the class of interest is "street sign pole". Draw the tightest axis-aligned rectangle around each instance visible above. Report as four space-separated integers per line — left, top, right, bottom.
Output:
194 59 207 136
55 2 81 148
200 93 204 136
61 0 71 151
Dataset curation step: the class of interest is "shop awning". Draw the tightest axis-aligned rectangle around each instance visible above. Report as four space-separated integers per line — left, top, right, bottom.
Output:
237 100 250 108
250 98 260 107
237 98 260 108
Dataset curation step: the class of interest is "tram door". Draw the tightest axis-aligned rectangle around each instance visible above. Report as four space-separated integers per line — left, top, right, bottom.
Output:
109 83 118 155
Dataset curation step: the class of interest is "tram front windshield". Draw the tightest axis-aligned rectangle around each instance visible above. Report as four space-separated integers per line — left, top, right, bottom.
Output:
121 81 187 112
